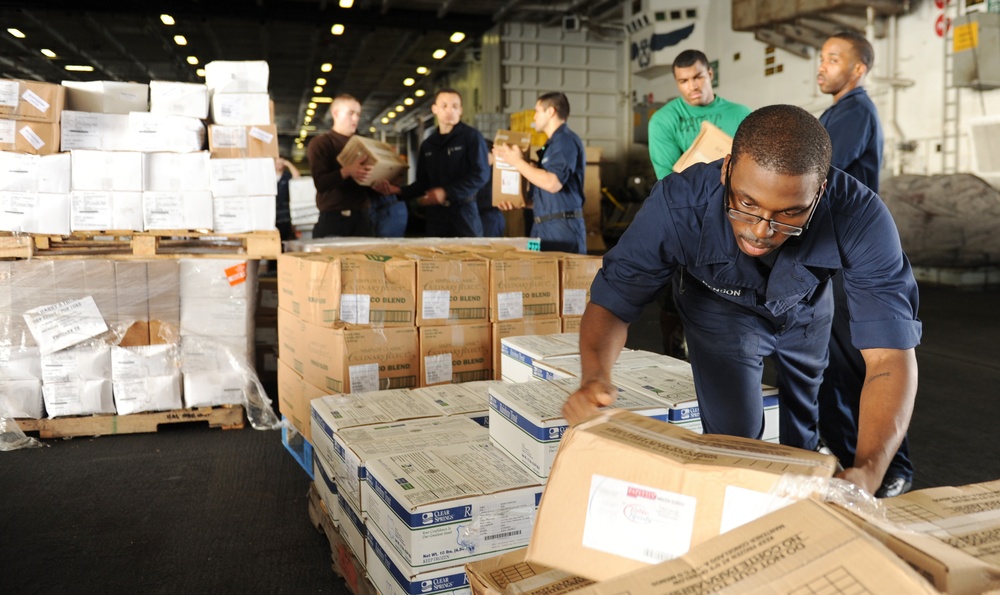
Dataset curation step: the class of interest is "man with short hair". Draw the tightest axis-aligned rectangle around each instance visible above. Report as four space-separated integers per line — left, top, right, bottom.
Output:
563 105 921 497
376 89 489 237
817 31 913 497
493 91 586 254
307 94 383 238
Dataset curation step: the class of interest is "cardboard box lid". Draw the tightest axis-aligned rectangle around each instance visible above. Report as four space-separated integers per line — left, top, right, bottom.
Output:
672 120 732 173
465 548 595 595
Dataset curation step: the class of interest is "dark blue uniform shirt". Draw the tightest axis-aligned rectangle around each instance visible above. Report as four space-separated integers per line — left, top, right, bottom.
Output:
531 123 586 253
819 87 883 193
400 121 490 205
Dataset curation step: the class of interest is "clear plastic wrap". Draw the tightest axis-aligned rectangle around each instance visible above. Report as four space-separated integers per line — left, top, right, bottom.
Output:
769 473 886 522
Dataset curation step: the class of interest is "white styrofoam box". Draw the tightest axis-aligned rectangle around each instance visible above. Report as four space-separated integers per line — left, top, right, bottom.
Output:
499 333 579 383
288 176 318 225
180 297 251 337
42 379 115 417
40 344 111 384
205 60 269 94
142 190 213 230
38 153 71 194
179 335 248 408
70 191 144 231
212 195 276 233
62 80 148 114
179 258 255 299
0 379 44 419
149 81 209 119
112 372 182 415
60 111 128 152
70 150 143 191
126 112 205 153
183 371 244 408
0 152 38 192
487 378 672 482
337 493 366 565
0 192 71 235
209 158 277 197
410 380 499 417
210 93 271 126
366 522 471 595
364 442 542 572
313 449 341 526
333 416 489 513
143 152 210 192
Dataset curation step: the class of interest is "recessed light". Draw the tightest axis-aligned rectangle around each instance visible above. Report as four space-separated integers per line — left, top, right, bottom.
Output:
173 35 187 46
404 98 414 106
308 102 317 109
339 0 354 7
381 117 389 124
316 78 327 85
369 127 376 133
160 14 175 26
306 109 315 116
40 49 56 58
416 66 429 74
312 97 333 103
331 24 344 35
196 68 206 77
403 78 415 86
313 86 323 93
7 28 25 39
395 105 404 112
65 65 94 72
414 89 426 97
321 63 332 72
305 116 312 123
388 112 396 118
186 56 198 65
432 49 447 59
450 32 465 43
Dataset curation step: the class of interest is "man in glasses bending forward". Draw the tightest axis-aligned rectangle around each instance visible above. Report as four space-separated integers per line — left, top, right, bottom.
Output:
563 104 920 497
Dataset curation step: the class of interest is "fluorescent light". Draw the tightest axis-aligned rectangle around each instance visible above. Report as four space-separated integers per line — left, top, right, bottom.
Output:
331 24 344 35
450 32 465 43
403 98 414 106
40 49 56 58
312 97 333 103
316 77 327 85
173 35 187 46
304 116 312 124
321 63 332 72
160 14 175 26
306 108 315 116
7 28 25 39
388 112 396 119
340 0 354 7
65 65 94 72
395 105 404 112
196 68 206 77
403 78 415 86
308 102 317 109
432 49 447 60
313 85 323 93
414 89 426 97
416 66 429 74
381 117 389 124
369 127 376 133
186 56 198 65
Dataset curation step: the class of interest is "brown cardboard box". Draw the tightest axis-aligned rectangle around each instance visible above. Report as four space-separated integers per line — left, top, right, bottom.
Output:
583 146 603 239
277 306 309 376
465 548 594 595
257 275 279 317
277 357 332 441
410 250 490 326
570 499 938 594
418 322 492 386
0 119 61 155
673 120 732 173
492 317 562 380
562 316 581 333
559 253 602 316
492 130 532 208
336 135 407 186
489 251 560 322
208 124 280 158
525 409 838 581
301 320 419 394
0 79 65 122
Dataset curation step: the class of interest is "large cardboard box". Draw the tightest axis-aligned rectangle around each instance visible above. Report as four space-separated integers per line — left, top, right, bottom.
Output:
366 522 471 595
411 380 497 421
142 190 214 231
62 81 148 114
210 93 272 126
672 120 732 173
209 157 277 198
312 449 341 526
143 152 211 192
205 60 269 94
0 79 65 123
525 409 838 581
558 254 601 316
336 135 407 187
277 357 330 441
489 251 560 322
492 130 532 208
412 251 490 326
208 124 279 158
336 493 366 565
148 81 209 119
70 150 144 192
583 147 602 239
465 548 594 595
419 323 492 387
0 119 61 155
303 322 418 394
500 332 579 383
569 499 938 594
492 318 562 381
147 260 180 345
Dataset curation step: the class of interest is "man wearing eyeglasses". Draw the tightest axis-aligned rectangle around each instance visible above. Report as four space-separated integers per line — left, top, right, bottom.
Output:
563 105 920 497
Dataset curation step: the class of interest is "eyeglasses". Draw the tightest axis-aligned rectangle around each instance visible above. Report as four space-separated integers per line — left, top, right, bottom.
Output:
724 164 823 237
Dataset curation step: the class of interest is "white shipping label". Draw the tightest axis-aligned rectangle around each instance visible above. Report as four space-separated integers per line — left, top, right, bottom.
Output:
212 126 247 149
582 475 697 564
21 89 50 113
562 288 587 316
500 170 521 195
24 296 109 355
422 290 450 320
340 294 371 325
719 485 792 535
0 119 15 143
18 126 44 150
0 81 18 107
424 353 452 385
349 363 379 393
497 291 524 321
248 126 273 144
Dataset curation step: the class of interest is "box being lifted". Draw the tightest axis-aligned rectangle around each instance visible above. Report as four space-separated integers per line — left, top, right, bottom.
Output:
336 135 408 187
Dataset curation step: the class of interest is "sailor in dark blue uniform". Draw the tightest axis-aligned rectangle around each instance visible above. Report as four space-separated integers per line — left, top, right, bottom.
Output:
493 92 586 254
375 89 489 237
563 105 921 497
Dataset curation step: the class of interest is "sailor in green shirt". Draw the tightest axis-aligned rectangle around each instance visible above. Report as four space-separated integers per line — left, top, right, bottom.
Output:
648 49 751 180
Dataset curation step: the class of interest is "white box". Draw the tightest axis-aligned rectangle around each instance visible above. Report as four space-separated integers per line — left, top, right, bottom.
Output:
366 522 471 595
410 380 498 418
364 441 542 571
337 493 366 565
62 80 148 114
142 190 213 230
42 379 115 417
0 152 38 192
210 93 271 126
149 81 209 119
0 379 43 418
487 378 671 482
500 334 579 383
0 345 42 381
60 111 128 151
205 60 269 94
34 193 72 235
180 334 251 366
179 259 255 300
143 152 210 192
1 193 71 234
38 153 71 194
40 344 112 384
182 371 244 407
70 150 143 191
126 112 205 153
212 195 275 233
71 191 143 231
180 297 251 337
333 416 489 513
312 448 341 526
111 344 182 414
209 158 277 197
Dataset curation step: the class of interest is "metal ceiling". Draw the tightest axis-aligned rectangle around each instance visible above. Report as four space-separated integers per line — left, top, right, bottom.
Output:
0 0 625 154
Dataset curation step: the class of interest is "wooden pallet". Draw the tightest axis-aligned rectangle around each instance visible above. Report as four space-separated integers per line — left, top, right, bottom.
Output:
308 485 378 595
15 405 245 439
0 230 281 260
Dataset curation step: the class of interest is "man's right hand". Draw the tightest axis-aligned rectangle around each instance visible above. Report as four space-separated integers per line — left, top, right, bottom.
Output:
562 379 617 425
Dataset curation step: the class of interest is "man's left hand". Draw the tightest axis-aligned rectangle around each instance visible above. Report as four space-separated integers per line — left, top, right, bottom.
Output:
835 466 880 496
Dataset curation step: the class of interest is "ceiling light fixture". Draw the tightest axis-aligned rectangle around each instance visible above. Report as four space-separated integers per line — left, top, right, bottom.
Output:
312 97 333 103
65 65 94 72
388 112 396 118
395 105 404 112
313 86 323 93
305 116 312 124
339 0 354 7
331 24 345 35
432 49 447 60
40 49 56 58
186 56 198 65
369 127 376 133
403 78 415 86
196 68 206 77
450 32 465 43
403 98 414 106
7 28 25 39
173 35 187 46
306 109 315 116
308 102 317 109
320 63 332 72
416 66 429 74
160 14 175 26
381 117 389 124
316 78 327 85
414 89 426 97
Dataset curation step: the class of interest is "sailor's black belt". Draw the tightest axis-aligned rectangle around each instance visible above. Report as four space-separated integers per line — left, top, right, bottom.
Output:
534 209 583 224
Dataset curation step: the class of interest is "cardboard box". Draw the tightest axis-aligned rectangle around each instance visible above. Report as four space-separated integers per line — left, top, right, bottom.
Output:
70 190 144 231
336 135 407 187
562 316 581 333
0 152 38 192
492 318 562 381
465 548 594 595
208 124 279 158
0 79 65 122
672 120 732 173
559 254 602 316
492 130 532 208
205 60 269 94
412 251 490 326
209 157 277 198
312 449 341 526
42 379 115 417
525 410 838 581
143 152 211 192
489 252 560 322
0 118 60 155
39 153 71 194
277 357 329 442
210 93 272 126
500 333 578 383
149 81 209 119
583 149 602 236
212 195 276 233
569 499 938 594
411 381 497 419
110 344 182 414
59 111 125 152
62 80 148 114
125 112 205 153
142 190 213 230
70 150 144 192
0 379 44 419
419 323 492 386
147 261 180 345
364 441 542 571
0 192 69 235
114 261 150 347
366 522 471 595
337 493 366 565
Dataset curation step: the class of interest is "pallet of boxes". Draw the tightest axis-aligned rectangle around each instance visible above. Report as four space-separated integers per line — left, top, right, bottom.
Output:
0 61 283 440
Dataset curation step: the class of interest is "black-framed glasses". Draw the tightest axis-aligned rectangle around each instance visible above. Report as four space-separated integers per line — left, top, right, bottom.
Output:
724 164 824 237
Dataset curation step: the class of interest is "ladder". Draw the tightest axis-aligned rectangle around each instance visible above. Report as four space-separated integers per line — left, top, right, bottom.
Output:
942 1 961 174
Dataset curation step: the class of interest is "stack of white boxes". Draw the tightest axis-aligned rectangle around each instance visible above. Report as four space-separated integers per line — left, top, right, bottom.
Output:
0 151 71 234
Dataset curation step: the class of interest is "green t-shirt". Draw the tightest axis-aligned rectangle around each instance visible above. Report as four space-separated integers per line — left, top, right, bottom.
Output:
648 95 751 179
